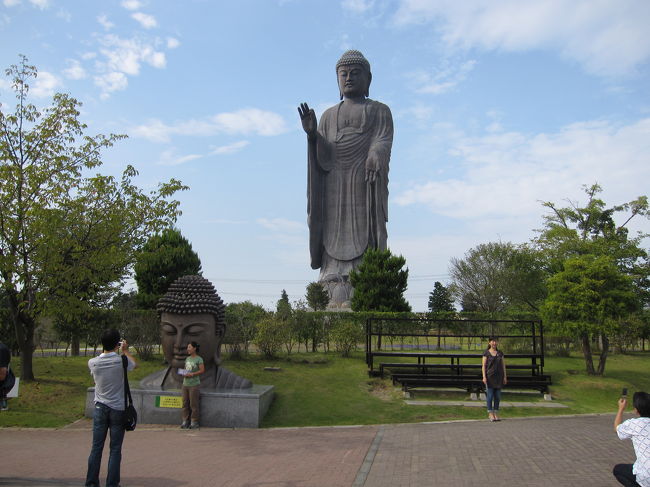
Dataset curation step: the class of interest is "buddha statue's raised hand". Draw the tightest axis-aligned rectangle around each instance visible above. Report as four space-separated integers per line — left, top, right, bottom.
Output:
298 102 317 140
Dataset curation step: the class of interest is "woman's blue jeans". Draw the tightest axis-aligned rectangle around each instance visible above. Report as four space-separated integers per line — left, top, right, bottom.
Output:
86 402 125 487
486 387 502 413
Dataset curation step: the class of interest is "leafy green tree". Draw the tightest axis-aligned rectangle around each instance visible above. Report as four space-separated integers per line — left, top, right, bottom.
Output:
276 289 292 321
428 281 456 349
119 308 159 361
305 281 329 311
282 299 306 354
503 245 548 311
0 56 185 380
535 183 648 289
0 289 16 351
535 184 649 375
134 228 202 309
292 300 322 352
349 248 411 312
450 242 512 312
541 255 639 375
224 301 267 358
303 311 327 352
428 281 455 313
449 242 546 312
330 319 364 357
254 316 286 358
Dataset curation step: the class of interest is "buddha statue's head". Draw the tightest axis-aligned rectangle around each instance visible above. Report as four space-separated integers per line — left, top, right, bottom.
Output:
336 49 372 100
156 275 226 371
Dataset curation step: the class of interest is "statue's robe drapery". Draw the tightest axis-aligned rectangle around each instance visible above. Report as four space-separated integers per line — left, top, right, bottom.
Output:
307 99 393 272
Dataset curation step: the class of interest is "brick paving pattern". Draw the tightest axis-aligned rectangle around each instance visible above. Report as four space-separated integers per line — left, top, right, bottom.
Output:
363 414 635 487
0 424 377 487
0 414 638 486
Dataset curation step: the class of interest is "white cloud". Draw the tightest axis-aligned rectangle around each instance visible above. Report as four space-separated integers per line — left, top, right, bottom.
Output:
132 109 289 142
3 0 21 6
96 34 166 77
394 118 650 231
0 79 12 102
63 59 86 80
391 117 650 311
56 8 71 22
97 14 114 30
204 218 248 225
28 0 48 8
211 140 250 155
408 59 476 95
213 109 289 136
393 0 650 77
131 12 157 29
121 0 142 10
341 0 375 14
31 71 61 98
94 71 128 98
149 51 165 68
390 233 467 280
399 105 434 124
166 37 180 49
156 149 202 166
255 217 307 257
131 119 172 142
257 218 305 234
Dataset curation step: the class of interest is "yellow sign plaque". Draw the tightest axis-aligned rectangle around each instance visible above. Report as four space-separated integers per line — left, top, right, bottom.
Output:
156 395 182 408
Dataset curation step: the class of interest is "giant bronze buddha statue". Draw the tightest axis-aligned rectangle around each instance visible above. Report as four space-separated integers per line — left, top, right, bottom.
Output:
298 50 393 308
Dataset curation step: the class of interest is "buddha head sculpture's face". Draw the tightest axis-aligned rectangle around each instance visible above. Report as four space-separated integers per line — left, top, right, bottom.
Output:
337 63 370 99
156 275 226 372
160 312 221 370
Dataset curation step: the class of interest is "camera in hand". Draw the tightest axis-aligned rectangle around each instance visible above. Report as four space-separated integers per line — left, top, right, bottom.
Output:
622 388 628 398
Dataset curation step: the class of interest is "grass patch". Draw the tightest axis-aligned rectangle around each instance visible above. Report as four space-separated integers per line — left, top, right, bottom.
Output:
1 351 648 428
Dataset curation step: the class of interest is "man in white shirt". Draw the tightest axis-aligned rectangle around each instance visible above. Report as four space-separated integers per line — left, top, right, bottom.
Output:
614 391 650 487
85 329 137 487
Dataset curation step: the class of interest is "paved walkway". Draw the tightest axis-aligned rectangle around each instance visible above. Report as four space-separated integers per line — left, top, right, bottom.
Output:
0 414 636 486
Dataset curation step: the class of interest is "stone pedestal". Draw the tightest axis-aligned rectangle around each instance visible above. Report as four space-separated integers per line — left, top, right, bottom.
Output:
85 384 274 428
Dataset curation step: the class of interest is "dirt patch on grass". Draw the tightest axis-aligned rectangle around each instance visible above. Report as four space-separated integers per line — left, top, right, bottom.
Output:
366 379 400 401
286 357 329 365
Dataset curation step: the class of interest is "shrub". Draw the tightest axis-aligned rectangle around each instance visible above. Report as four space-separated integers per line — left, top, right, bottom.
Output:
120 309 160 361
254 317 286 358
331 319 364 357
544 336 577 357
225 301 267 358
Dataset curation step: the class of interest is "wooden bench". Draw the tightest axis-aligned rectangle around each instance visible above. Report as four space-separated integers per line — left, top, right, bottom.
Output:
365 317 550 394
393 374 552 394
368 352 544 375
379 362 541 377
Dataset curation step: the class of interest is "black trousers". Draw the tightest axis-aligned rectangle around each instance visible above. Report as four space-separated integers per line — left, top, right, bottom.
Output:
613 464 642 487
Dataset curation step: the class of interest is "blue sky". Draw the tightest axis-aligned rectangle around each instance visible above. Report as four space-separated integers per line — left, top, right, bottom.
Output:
1 0 649 311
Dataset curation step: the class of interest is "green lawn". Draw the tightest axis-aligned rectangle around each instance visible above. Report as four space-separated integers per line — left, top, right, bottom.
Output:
1 351 647 428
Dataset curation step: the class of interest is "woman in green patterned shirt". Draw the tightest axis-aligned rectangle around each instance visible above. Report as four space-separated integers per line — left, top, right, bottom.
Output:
180 341 205 429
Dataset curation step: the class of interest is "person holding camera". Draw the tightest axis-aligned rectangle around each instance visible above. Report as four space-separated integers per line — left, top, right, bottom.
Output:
85 329 137 487
614 391 650 487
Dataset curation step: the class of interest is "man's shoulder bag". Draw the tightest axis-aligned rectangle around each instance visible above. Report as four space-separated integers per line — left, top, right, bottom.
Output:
121 355 137 431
